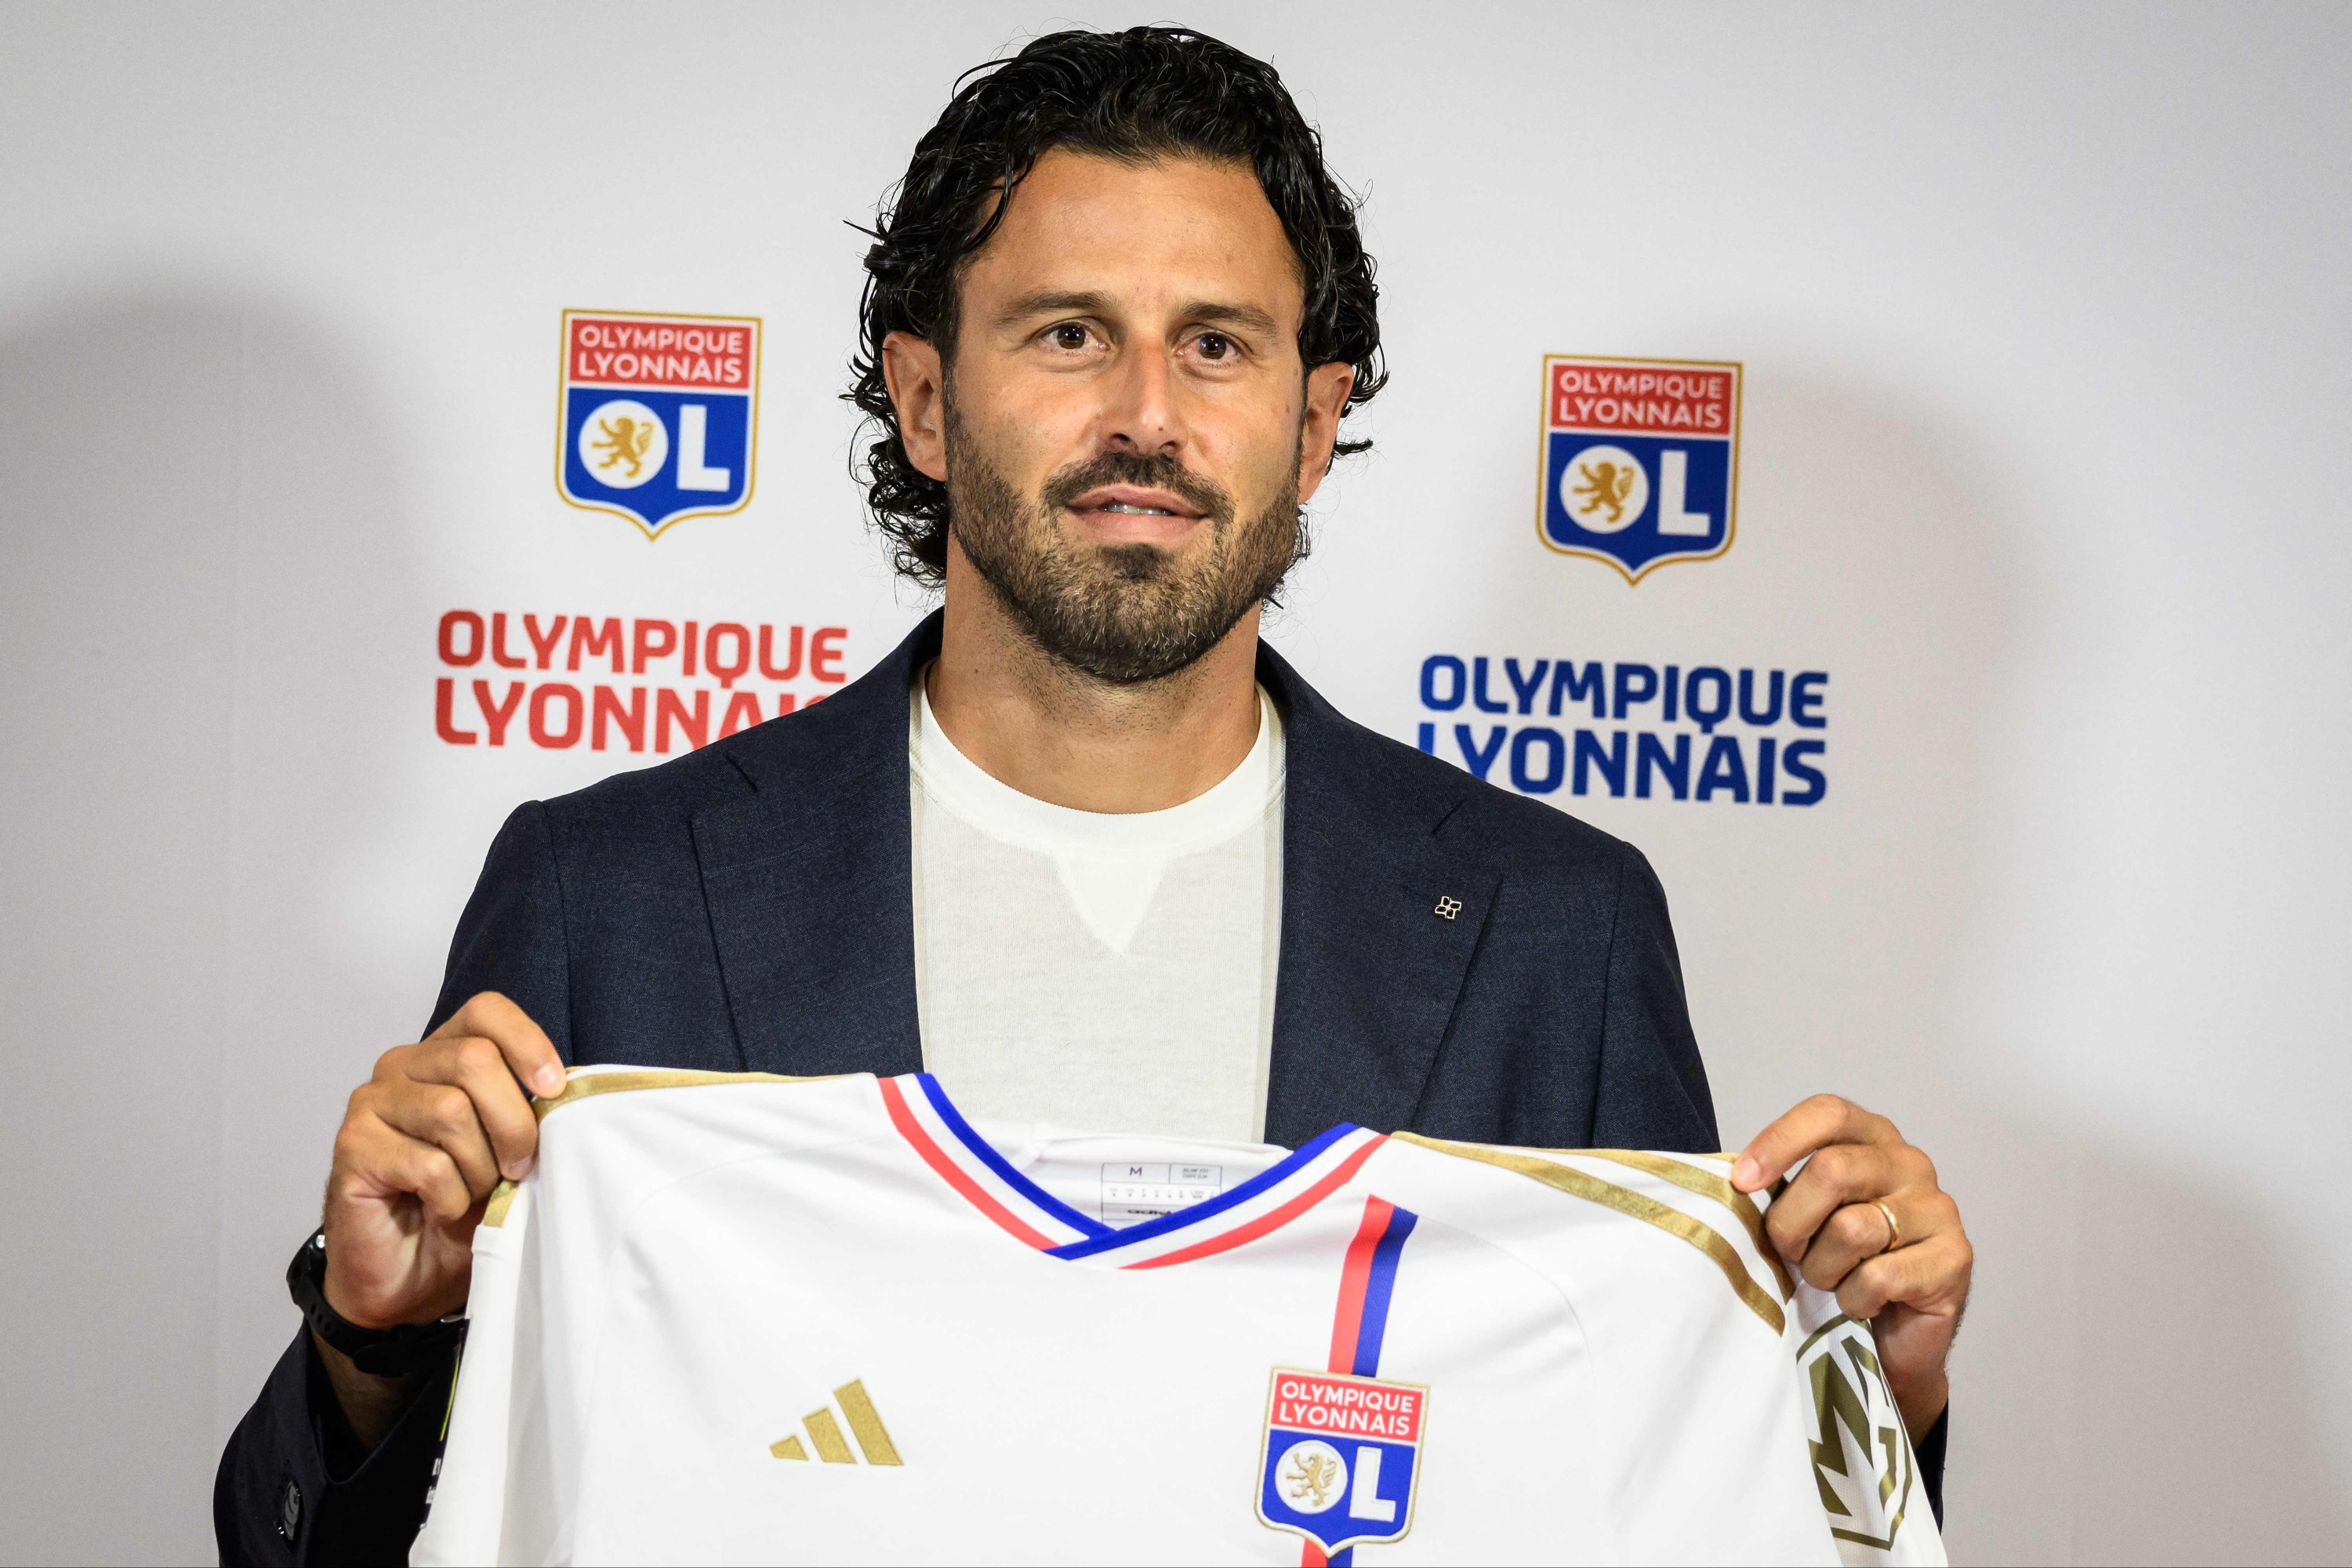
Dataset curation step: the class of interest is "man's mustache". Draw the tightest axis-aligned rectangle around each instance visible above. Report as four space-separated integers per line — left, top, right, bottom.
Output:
1039 451 1234 528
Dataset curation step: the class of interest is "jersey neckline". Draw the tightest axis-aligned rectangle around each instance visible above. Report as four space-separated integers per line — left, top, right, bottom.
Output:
879 1073 1385 1269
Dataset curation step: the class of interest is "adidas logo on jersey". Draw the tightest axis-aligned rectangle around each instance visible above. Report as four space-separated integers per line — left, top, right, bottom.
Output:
768 1378 903 1465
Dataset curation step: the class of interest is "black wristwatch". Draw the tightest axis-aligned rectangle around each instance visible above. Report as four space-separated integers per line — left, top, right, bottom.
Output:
285 1229 465 1378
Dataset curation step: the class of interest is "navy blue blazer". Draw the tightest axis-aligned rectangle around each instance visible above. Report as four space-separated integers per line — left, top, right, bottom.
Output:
215 610 1730 1564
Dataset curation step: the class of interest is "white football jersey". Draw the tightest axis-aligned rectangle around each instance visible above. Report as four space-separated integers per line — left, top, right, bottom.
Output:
412 1069 1942 1567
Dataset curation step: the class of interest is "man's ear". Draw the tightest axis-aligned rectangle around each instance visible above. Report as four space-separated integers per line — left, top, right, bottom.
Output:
881 330 949 481
1294 361 1357 504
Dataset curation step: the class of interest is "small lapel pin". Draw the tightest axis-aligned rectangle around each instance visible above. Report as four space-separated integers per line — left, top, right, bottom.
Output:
1433 896 1462 920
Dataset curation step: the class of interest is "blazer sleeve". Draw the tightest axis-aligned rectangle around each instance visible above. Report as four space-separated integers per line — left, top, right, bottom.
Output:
212 1329 456 1567
216 805 573 1564
1588 840 1720 1152
426 799 574 1054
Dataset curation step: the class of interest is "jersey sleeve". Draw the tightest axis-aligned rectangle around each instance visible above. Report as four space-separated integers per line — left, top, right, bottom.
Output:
1391 1138 1842 1563
1553 1150 1841 1563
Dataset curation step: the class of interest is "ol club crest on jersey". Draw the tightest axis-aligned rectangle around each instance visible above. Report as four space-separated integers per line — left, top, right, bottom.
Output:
1257 1370 1425 1558
1537 354 1740 582
557 309 760 538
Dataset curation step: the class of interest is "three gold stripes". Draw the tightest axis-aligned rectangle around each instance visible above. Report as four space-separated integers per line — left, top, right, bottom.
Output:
1393 1135 1792 1334
770 1379 902 1465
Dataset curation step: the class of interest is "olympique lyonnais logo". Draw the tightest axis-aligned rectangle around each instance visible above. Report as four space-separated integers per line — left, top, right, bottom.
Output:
1256 1369 1425 1556
1537 354 1740 581
558 310 760 538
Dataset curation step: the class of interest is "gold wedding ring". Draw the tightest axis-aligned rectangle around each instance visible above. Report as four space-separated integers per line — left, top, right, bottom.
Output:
1872 1198 1903 1253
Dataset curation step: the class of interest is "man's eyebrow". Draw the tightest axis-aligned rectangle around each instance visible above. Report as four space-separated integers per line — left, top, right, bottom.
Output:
996 289 1114 325
993 291 1283 338
1175 300 1280 336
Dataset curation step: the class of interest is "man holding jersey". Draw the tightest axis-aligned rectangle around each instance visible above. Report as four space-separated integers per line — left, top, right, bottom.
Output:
216 26 1972 1564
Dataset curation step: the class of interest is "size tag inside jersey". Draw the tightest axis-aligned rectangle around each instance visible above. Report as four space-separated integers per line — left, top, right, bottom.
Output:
1101 1163 1224 1226
969 1122 1283 1230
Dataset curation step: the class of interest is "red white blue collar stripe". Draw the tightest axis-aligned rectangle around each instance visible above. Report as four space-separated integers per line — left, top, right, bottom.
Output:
879 1073 1387 1269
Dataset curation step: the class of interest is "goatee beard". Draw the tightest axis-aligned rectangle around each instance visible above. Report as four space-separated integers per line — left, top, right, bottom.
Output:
944 408 1305 686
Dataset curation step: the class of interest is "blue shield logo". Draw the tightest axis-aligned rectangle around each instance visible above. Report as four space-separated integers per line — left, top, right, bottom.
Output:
1537 355 1740 581
557 310 760 538
1256 1370 1425 1557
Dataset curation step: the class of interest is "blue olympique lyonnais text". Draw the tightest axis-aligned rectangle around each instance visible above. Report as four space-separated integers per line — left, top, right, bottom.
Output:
1416 655 1830 806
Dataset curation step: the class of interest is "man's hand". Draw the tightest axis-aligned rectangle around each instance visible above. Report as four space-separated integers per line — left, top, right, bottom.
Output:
1733 1094 1972 1439
315 992 564 1446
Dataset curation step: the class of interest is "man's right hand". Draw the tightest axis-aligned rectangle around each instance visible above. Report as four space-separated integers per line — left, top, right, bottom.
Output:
315 992 564 1444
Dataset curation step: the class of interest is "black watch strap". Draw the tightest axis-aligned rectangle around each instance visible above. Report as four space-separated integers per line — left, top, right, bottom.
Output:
286 1229 465 1379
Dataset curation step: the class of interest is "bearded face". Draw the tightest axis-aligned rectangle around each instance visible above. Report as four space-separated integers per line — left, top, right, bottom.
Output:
943 396 1305 686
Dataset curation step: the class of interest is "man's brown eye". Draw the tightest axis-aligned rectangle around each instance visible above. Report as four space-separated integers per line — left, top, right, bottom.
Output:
1198 333 1231 359
1052 324 1088 350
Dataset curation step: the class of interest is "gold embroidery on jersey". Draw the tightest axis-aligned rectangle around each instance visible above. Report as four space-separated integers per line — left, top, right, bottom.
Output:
1799 1317 1915 1548
481 1179 520 1229
1796 1312 1856 1362
770 1433 809 1461
834 1378 903 1465
1285 1446 1341 1508
1392 1134 1784 1334
1579 1150 1794 1302
533 1068 840 1121
803 1405 856 1463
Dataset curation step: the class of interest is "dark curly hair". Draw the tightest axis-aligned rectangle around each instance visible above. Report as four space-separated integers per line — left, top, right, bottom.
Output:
846 25 1387 586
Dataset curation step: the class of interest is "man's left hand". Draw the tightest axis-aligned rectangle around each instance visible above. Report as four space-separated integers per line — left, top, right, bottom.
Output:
1733 1094 1972 1438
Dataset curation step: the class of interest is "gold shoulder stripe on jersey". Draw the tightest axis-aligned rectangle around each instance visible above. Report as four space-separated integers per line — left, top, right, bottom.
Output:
485 1071 841 1227
771 1379 903 1466
1577 1150 1794 1302
533 1068 840 1121
1392 1134 1784 1334
1707 1153 1791 1203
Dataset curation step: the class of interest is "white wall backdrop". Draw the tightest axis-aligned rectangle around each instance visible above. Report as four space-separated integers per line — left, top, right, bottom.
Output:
3 5 2347 1563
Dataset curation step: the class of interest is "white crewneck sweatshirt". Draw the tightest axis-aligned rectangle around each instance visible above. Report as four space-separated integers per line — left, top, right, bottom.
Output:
908 677 1284 1142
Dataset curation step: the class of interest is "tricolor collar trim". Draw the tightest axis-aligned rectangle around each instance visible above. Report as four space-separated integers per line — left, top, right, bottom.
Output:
879 1073 1385 1269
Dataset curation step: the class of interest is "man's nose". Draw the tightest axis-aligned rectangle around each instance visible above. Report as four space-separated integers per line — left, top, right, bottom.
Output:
1097 341 1184 459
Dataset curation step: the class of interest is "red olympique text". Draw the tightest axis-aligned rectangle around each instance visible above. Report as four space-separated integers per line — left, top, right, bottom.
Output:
434 610 846 753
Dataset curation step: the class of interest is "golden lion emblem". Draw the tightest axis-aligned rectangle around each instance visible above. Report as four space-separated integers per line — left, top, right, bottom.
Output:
591 415 658 478
1572 459 1639 524
1283 1448 1340 1509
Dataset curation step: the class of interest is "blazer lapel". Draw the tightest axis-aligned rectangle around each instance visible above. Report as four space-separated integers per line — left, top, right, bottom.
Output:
686 620 1490 1121
1260 646 1497 1146
688 614 938 1078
